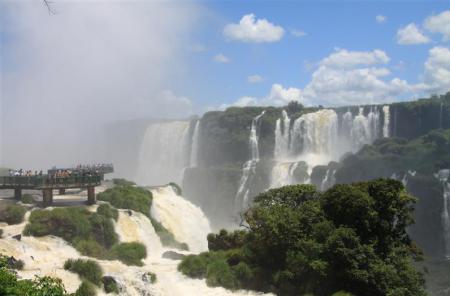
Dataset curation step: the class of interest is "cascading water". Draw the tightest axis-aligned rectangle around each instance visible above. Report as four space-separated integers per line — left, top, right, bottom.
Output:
235 111 265 210
274 110 291 159
190 120 201 167
436 169 450 259
150 185 212 253
382 105 390 137
137 121 191 186
270 106 390 188
0 188 271 296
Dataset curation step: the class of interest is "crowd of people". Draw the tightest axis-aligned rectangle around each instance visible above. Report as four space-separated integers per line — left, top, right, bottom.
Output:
7 163 113 179
8 169 43 177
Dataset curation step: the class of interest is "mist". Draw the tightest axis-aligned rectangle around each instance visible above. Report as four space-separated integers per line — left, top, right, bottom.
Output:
0 0 199 169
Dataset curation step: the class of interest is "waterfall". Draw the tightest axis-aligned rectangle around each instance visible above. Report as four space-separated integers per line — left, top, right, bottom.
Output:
320 168 336 191
190 120 201 167
137 121 191 186
235 111 265 210
274 110 291 160
150 186 212 253
270 107 387 188
382 105 390 137
436 169 450 259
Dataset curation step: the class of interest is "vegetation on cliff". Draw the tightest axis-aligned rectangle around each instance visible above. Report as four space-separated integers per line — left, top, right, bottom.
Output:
0 204 26 225
179 180 425 296
98 183 187 250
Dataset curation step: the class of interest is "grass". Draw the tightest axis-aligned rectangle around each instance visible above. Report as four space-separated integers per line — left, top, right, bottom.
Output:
0 204 26 225
20 194 35 204
75 280 97 296
96 204 118 221
109 242 147 266
64 259 103 286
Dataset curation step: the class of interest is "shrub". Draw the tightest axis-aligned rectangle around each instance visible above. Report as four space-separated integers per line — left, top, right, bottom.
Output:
74 240 107 258
0 205 26 225
178 254 208 278
97 186 152 217
206 259 238 290
102 276 119 294
75 281 97 296
112 178 135 186
150 218 188 250
97 204 118 221
89 214 118 248
109 242 147 266
64 259 103 286
21 194 35 204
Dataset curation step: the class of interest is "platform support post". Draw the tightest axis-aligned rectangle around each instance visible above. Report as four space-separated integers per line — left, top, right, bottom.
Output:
87 186 96 205
14 188 22 200
59 188 66 195
42 189 53 207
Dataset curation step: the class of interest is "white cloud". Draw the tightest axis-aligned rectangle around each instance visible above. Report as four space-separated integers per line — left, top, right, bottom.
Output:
291 29 306 37
320 49 390 68
247 74 263 83
397 23 430 45
223 13 284 43
424 10 450 41
423 46 450 93
376 15 387 23
225 84 304 108
213 53 231 63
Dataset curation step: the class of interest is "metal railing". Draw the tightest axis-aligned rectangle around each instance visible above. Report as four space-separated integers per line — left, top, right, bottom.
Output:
0 175 102 188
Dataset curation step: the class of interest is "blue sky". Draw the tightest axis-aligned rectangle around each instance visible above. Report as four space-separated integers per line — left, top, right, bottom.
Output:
173 0 450 110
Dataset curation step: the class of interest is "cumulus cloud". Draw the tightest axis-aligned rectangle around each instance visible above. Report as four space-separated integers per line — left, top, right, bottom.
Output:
320 49 390 68
425 10 450 41
247 74 263 83
376 15 387 23
423 46 450 93
0 1 198 168
225 84 304 108
397 23 430 45
223 13 284 43
213 53 231 63
229 48 436 108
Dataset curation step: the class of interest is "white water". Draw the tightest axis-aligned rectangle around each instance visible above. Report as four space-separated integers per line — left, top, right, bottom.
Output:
382 105 390 137
151 186 212 253
0 189 271 296
137 121 191 186
190 120 201 167
235 111 265 210
270 106 389 188
436 169 450 259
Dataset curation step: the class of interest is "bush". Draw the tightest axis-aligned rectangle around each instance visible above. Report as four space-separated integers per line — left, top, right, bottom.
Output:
64 259 103 286
109 242 147 266
206 259 237 290
178 254 209 278
97 204 118 221
150 218 188 250
21 194 35 204
0 205 26 225
112 178 135 187
23 207 118 259
97 186 152 217
75 281 97 296
102 276 119 294
74 240 107 258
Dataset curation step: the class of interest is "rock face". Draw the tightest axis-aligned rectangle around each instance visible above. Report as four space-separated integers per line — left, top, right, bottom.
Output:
107 93 450 256
102 276 118 294
12 234 21 241
162 251 186 260
142 272 156 284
